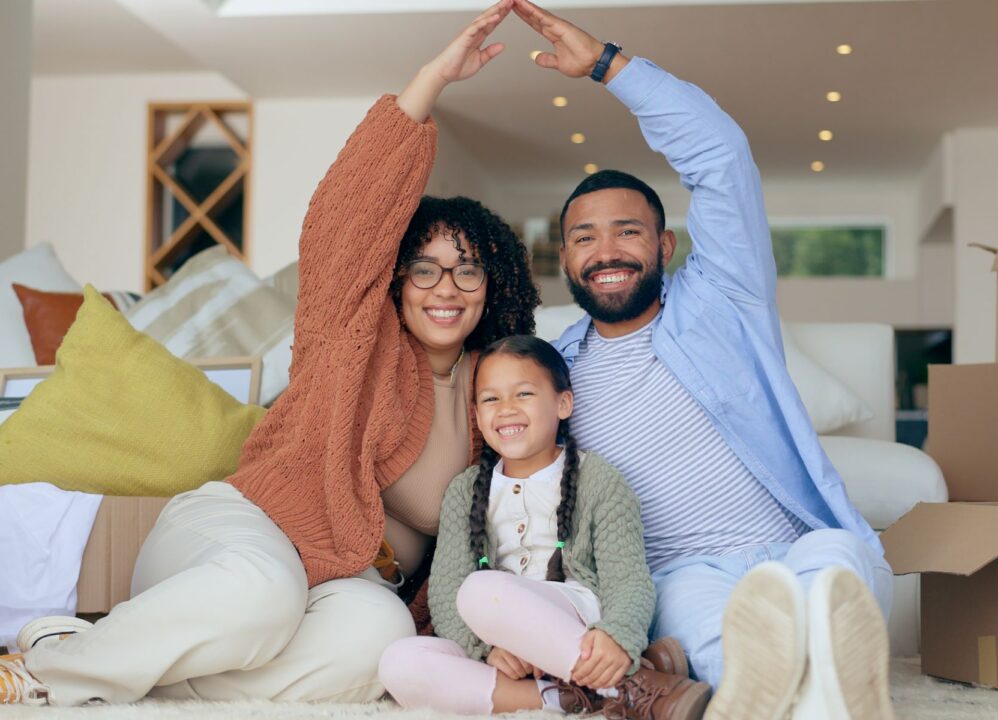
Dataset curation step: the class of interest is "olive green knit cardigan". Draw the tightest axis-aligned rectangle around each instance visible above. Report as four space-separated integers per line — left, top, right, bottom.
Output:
428 452 655 673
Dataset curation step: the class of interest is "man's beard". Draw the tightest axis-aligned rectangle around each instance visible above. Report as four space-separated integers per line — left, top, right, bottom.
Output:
565 249 664 324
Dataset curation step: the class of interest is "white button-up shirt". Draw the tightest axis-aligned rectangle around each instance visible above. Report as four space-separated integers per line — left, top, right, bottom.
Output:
489 450 601 623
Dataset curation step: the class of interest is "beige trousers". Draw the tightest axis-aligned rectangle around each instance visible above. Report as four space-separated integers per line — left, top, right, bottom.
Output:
25 482 416 706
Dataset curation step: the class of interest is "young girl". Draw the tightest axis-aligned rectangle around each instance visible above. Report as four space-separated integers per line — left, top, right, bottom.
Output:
379 336 711 719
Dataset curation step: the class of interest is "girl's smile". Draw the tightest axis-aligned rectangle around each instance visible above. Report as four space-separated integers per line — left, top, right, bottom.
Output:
474 354 573 479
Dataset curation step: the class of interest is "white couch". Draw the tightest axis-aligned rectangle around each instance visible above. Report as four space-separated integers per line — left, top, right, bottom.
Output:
535 307 947 657
790 322 946 657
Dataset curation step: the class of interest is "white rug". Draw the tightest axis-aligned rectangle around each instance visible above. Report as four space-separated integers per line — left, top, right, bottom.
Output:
1 658 995 719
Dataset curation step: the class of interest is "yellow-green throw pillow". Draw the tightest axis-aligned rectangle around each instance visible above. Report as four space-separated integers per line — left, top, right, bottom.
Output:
0 285 267 496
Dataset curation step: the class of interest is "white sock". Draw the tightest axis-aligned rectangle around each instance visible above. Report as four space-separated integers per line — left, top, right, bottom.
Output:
596 687 619 698
536 679 566 714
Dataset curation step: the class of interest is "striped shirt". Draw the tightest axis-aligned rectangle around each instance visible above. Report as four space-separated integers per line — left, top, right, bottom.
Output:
569 316 808 573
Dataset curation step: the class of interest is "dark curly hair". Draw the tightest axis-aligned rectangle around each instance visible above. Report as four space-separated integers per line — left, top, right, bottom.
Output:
469 335 580 583
390 196 539 349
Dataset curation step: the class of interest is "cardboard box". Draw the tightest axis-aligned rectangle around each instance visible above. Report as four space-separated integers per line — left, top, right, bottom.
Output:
881 502 998 688
927 363 998 502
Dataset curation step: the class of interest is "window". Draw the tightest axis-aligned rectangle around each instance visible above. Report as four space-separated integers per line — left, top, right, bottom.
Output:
666 225 886 277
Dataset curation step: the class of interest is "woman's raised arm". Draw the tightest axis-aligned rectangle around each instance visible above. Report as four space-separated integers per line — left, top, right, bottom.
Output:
293 1 512 345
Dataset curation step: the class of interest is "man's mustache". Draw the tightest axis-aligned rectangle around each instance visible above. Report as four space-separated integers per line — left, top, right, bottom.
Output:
581 261 643 282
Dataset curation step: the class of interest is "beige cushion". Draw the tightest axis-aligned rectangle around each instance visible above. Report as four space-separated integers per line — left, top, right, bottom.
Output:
265 260 299 304
125 247 295 406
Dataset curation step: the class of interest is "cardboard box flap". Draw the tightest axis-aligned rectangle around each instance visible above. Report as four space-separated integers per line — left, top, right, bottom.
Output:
970 242 998 272
881 502 998 575
927 363 998 502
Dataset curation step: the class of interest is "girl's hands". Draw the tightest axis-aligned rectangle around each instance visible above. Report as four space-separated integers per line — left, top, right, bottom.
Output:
571 629 631 690
487 647 542 680
397 0 512 122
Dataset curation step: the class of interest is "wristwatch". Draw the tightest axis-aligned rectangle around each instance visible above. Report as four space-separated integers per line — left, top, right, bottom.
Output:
590 41 622 83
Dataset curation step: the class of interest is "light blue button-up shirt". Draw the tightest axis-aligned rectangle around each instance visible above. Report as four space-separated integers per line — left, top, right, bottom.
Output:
553 58 882 556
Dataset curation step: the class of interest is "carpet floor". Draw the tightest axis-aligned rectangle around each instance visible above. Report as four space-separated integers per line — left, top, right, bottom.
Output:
1 658 995 719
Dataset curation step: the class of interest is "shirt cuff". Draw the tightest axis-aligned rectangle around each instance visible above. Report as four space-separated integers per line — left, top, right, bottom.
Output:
605 56 671 111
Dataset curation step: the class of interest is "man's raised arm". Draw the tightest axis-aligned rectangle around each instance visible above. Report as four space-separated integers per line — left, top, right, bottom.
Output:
513 0 776 305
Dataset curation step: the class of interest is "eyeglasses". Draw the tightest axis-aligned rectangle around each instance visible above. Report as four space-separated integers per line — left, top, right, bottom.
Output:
405 260 486 292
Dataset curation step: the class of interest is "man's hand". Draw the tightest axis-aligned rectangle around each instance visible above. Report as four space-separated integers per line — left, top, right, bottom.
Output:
487 647 542 680
512 0 626 81
571 629 631 690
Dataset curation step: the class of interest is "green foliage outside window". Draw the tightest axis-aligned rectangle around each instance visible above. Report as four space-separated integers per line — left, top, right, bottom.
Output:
665 226 885 277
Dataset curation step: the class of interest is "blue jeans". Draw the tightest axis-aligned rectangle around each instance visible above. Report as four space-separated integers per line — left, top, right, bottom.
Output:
649 529 893 689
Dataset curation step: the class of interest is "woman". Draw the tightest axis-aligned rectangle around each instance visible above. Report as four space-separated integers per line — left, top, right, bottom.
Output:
4 0 539 706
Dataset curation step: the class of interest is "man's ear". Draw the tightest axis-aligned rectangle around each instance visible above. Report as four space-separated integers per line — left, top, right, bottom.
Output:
661 229 677 265
559 243 566 273
558 390 574 420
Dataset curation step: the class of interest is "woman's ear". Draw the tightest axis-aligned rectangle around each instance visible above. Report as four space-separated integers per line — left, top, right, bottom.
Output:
557 390 574 420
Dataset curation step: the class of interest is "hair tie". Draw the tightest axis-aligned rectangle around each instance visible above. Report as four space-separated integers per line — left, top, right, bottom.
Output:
555 541 565 549
478 555 489 567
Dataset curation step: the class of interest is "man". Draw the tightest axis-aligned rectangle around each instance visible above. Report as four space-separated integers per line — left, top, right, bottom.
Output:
513 1 894 719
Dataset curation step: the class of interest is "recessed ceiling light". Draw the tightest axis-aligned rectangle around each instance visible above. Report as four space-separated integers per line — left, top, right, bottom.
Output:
836 44 853 55
584 163 599 174
819 130 834 141
571 133 586 144
826 91 842 103
530 50 542 61
811 161 826 172
552 96 568 108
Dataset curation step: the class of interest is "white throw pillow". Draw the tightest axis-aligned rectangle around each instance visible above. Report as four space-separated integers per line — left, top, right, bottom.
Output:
819 435 946 530
125 247 294 406
781 322 874 434
0 244 81 369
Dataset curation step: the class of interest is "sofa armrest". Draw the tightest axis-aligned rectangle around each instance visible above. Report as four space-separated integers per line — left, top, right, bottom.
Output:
819 435 947 531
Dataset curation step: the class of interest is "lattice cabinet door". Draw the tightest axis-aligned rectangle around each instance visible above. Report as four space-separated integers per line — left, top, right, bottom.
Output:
145 101 252 290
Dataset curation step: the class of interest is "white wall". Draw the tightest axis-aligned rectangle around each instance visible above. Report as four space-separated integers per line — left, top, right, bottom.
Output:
249 99 498 279
951 128 998 363
250 96 376 278
26 72 246 292
0 0 33 261
26 84 502 287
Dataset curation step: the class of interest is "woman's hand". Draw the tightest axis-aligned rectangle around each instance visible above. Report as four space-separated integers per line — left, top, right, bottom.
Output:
487 646 542 680
571 629 631 690
398 0 512 122
512 0 627 83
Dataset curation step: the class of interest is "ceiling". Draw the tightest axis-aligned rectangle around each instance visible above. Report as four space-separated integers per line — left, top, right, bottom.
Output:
30 0 998 183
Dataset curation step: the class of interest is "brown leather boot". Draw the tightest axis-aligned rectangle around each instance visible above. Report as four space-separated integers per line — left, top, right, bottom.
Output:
546 679 605 715
603 667 711 720
642 637 689 678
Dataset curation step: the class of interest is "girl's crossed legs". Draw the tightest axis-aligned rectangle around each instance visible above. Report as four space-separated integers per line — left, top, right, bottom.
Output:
379 570 589 714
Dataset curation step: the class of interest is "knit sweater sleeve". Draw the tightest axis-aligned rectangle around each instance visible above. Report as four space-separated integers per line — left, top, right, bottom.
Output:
428 466 492 661
586 455 656 673
294 95 437 344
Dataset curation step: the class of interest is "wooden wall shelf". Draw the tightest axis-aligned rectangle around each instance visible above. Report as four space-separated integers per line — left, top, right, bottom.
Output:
145 101 253 291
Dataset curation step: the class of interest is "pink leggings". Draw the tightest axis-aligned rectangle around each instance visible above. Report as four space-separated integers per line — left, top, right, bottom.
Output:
378 571 589 715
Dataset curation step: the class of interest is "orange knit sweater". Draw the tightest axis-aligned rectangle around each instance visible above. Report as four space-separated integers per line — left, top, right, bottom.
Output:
229 96 481 587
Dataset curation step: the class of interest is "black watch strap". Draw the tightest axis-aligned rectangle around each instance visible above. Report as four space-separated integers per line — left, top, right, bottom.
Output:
590 41 622 82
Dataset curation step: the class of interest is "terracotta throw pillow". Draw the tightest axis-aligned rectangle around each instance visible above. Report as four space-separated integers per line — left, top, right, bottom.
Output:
12 283 139 365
